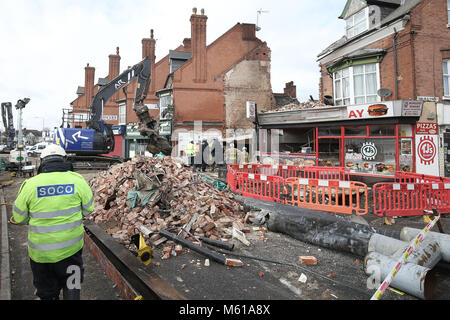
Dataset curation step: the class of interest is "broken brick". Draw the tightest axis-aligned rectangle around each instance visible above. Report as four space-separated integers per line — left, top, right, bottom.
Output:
299 256 318 265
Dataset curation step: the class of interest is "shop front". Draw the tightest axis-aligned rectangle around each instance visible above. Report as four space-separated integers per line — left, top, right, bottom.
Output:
258 100 427 180
125 123 152 158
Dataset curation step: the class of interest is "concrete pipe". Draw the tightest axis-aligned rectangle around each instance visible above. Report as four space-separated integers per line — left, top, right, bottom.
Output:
364 252 437 300
400 227 450 263
368 233 442 269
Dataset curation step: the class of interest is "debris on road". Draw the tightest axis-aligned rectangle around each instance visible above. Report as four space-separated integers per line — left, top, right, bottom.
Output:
87 156 246 245
299 256 318 265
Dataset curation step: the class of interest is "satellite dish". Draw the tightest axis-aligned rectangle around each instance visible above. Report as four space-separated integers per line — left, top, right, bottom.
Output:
377 88 392 98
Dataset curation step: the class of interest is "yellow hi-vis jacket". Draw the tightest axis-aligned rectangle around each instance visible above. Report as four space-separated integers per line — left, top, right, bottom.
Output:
185 143 196 157
13 171 95 263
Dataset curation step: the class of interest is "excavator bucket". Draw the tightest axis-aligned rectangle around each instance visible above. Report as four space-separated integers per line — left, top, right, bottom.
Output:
135 104 173 156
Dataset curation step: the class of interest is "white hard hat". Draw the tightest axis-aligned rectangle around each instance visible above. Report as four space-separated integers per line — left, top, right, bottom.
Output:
40 144 67 159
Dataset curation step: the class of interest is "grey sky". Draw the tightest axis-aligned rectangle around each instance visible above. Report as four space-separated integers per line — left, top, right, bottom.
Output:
0 0 345 131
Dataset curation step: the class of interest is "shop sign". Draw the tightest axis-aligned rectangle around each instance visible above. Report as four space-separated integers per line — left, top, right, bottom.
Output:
347 101 394 119
402 101 423 117
102 115 118 121
361 142 377 160
417 96 439 102
415 135 439 176
416 122 438 135
159 121 172 136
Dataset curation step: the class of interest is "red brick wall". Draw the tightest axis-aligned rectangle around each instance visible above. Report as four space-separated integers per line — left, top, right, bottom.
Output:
319 0 450 103
172 22 271 131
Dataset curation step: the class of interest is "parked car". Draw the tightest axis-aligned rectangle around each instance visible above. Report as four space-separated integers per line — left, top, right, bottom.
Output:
27 142 48 157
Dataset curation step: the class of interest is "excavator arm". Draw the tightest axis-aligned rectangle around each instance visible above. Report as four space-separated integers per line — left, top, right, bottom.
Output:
86 56 172 156
1 102 15 149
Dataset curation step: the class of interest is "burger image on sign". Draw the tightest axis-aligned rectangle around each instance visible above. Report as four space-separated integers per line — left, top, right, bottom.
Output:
367 104 388 117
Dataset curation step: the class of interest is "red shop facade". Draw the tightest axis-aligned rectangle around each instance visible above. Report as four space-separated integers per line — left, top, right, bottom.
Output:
257 100 435 183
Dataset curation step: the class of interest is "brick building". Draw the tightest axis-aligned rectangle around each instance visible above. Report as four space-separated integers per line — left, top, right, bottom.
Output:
255 0 450 181
69 9 275 158
316 0 450 177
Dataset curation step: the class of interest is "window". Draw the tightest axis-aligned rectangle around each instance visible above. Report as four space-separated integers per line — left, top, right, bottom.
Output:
353 64 378 103
334 69 350 106
448 0 450 24
444 60 450 97
344 138 396 175
119 103 126 125
333 63 380 106
346 8 368 38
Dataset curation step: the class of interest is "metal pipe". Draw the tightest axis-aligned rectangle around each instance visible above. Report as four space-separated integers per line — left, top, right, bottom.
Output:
199 237 234 251
401 227 450 263
393 28 399 100
266 209 399 257
364 252 437 300
159 230 227 265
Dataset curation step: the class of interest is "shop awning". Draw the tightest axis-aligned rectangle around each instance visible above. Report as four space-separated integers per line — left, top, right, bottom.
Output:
326 49 386 74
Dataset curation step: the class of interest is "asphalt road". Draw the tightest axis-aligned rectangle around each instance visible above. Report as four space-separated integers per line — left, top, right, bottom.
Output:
1 160 450 301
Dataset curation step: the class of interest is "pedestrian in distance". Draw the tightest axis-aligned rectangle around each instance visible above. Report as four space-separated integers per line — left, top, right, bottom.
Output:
210 137 224 172
201 139 210 172
10 144 95 300
184 140 196 171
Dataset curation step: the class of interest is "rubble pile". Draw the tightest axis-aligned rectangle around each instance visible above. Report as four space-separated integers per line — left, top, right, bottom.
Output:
262 101 328 113
87 156 246 245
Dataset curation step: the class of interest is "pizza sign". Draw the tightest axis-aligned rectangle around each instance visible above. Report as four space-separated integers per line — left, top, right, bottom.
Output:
416 123 437 135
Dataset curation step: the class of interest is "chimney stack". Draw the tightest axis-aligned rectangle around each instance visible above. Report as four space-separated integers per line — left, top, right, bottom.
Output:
108 47 121 80
84 63 95 106
190 8 207 82
284 81 297 99
142 30 156 93
183 38 192 50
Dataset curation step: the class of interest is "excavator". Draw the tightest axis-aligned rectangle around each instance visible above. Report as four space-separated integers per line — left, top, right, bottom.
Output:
55 57 172 169
1 102 16 152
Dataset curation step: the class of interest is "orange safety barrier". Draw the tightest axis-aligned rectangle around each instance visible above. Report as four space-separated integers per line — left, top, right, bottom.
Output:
236 172 284 202
302 166 350 181
373 182 450 217
394 171 450 184
284 177 368 215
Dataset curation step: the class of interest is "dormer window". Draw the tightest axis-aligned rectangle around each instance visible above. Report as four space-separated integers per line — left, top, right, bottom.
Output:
346 7 369 38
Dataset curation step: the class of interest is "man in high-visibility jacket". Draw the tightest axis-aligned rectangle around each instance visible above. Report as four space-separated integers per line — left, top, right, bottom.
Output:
185 140 196 171
11 144 94 300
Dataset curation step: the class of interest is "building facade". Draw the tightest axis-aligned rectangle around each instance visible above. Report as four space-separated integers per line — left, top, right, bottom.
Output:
315 0 450 178
69 9 276 158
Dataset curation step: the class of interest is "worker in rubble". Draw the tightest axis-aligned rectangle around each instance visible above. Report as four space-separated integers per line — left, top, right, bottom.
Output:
224 142 238 165
10 144 94 300
185 140 196 171
210 137 223 172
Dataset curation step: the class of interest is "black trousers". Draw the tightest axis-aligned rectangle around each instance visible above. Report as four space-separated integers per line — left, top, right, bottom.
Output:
30 249 84 300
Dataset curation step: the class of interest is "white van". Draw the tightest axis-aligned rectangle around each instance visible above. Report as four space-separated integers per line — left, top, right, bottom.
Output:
27 142 48 156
